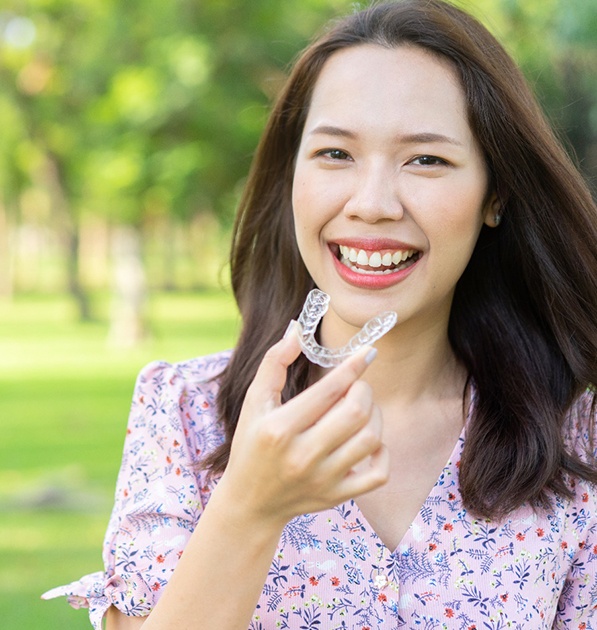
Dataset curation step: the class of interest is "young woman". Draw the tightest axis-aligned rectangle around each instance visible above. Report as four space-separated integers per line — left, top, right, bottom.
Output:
44 0 597 628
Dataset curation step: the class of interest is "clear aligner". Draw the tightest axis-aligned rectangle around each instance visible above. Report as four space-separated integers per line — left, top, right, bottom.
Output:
297 289 397 368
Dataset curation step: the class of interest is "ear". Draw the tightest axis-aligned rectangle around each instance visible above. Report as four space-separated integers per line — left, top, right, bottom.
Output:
483 193 502 228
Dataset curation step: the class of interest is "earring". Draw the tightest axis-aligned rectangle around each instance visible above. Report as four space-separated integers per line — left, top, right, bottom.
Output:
494 213 502 226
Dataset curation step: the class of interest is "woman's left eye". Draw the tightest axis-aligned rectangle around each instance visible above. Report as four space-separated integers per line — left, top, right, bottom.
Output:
409 155 447 166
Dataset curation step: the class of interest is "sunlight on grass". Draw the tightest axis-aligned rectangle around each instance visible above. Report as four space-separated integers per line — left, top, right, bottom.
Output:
0 289 239 629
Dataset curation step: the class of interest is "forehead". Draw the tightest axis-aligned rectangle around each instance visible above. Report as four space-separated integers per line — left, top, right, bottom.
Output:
304 44 473 143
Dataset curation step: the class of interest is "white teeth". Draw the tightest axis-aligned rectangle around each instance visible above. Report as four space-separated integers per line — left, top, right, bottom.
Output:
356 249 369 265
338 245 416 270
369 252 382 268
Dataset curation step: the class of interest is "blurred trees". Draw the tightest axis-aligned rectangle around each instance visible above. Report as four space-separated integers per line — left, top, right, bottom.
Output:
0 0 594 339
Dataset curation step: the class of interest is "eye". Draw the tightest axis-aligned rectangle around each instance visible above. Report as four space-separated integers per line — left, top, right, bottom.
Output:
316 148 352 161
409 155 448 166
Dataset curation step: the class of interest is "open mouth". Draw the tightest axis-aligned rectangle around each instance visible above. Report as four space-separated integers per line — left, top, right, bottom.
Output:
334 244 422 275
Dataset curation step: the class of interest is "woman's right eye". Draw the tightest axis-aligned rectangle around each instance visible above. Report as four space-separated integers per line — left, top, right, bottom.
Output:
316 148 351 161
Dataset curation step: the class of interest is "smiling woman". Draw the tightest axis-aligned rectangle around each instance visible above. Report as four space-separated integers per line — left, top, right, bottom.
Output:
44 1 597 629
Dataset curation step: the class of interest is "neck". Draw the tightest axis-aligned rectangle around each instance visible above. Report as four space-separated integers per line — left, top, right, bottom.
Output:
318 311 467 407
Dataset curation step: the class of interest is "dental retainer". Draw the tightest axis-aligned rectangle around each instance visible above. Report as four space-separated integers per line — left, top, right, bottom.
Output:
297 289 398 368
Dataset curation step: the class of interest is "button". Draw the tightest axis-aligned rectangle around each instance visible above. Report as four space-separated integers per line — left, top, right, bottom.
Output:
373 574 388 589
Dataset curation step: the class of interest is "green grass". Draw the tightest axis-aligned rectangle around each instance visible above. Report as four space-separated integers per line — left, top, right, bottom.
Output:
0 290 239 629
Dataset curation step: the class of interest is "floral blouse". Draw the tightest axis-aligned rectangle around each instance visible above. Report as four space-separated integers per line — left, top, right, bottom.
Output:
43 351 597 629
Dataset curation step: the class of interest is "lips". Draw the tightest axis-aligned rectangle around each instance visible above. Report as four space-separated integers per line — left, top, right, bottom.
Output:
329 239 422 288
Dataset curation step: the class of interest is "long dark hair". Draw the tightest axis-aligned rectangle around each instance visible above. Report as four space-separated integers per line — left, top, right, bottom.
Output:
206 0 597 518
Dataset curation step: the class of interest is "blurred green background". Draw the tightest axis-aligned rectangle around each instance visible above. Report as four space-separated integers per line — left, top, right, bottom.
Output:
0 0 594 628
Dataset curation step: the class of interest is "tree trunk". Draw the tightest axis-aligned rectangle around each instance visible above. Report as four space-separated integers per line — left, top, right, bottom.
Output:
107 224 148 348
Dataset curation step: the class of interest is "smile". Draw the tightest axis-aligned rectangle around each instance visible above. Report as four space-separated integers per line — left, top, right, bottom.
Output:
337 245 421 275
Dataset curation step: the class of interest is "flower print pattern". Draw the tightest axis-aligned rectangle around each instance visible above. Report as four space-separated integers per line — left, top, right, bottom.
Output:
43 352 597 629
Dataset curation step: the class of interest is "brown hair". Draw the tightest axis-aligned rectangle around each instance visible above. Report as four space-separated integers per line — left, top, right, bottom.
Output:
206 0 597 518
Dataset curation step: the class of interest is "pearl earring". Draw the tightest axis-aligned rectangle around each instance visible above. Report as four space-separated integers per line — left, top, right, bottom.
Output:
494 214 502 226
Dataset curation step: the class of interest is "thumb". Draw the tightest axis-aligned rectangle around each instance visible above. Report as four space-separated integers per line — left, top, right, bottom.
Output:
246 320 303 411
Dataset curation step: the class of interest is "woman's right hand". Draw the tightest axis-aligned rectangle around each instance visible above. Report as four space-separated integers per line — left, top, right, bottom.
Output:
216 321 390 529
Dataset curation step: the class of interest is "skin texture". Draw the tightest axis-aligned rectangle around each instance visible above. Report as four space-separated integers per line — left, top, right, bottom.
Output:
106 44 498 629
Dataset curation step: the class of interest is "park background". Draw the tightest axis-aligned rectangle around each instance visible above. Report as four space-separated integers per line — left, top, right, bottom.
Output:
0 0 595 628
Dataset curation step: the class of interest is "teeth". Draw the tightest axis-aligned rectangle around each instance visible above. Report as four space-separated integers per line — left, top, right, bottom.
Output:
338 245 415 269
356 249 369 266
369 252 382 268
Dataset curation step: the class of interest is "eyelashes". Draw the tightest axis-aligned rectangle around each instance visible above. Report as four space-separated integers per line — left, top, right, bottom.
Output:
313 148 450 167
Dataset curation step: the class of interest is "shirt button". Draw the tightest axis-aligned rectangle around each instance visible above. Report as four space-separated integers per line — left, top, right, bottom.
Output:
374 574 388 590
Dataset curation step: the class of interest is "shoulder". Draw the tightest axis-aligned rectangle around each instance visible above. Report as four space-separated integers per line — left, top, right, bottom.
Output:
125 350 232 452
134 349 233 393
131 350 232 411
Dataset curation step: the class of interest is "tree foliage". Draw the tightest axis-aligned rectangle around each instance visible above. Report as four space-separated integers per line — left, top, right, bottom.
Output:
0 0 594 313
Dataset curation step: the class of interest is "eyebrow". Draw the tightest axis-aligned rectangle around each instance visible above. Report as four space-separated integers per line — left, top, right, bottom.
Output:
308 125 464 147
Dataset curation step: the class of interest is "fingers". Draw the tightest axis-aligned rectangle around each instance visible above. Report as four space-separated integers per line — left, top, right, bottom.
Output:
305 379 374 455
281 344 377 432
246 321 303 410
336 444 390 500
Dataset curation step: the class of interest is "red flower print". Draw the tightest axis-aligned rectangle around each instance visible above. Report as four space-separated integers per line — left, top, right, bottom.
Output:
444 523 453 531
156 554 165 564
579 623 587 629
448 493 456 501
309 576 319 586
139 395 144 404
445 608 454 618
536 528 545 537
456 460 461 468
173 440 180 447
362 627 370 630
175 467 181 476
378 593 387 602
201 401 209 409
152 582 160 591
500 593 509 602
561 541 568 549
468 626 477 630
516 532 525 541
331 577 340 586
593 545 597 554
123 489 129 498
428 543 437 552
166 456 172 464
582 492 589 502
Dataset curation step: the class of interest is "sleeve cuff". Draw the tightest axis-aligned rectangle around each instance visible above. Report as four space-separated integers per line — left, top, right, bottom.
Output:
42 570 154 629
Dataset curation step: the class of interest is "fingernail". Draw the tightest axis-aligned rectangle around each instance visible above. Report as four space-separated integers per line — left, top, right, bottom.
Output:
364 347 377 365
283 319 297 339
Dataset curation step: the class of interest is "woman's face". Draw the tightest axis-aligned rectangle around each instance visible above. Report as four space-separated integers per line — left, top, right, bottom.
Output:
292 44 497 343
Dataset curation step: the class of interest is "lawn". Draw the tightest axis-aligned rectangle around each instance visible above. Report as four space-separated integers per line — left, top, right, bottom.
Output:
0 291 239 629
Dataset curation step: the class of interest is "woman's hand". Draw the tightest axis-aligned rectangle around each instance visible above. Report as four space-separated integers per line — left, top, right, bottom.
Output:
217 322 389 529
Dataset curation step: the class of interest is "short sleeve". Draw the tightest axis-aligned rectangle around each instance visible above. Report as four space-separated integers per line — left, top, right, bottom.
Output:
553 391 597 627
42 354 228 629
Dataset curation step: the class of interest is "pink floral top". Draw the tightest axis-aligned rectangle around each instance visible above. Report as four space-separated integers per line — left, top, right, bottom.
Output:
43 352 597 629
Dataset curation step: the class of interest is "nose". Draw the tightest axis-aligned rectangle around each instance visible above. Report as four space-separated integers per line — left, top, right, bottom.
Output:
343 161 404 223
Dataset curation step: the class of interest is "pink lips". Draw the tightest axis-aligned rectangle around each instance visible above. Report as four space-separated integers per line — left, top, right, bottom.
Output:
330 238 421 289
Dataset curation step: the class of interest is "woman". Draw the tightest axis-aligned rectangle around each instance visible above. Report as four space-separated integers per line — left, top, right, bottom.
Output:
44 0 597 627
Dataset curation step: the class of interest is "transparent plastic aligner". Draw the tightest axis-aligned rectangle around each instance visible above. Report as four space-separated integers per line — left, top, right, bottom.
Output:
297 289 397 368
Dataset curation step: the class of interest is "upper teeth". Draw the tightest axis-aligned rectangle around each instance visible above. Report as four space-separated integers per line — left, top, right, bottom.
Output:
338 245 415 268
